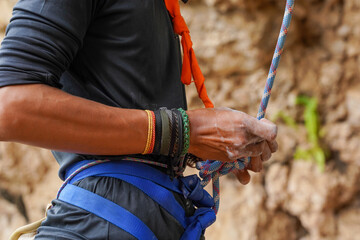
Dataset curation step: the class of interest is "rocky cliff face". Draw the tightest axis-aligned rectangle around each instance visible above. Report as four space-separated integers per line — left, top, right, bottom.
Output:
1 0 359 239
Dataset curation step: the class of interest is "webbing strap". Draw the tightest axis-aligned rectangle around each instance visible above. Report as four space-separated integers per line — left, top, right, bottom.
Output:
97 173 216 240
99 173 188 228
58 184 157 240
64 160 188 227
66 160 182 194
60 160 216 240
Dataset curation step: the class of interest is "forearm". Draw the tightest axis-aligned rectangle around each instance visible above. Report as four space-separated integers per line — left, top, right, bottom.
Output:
0 84 147 155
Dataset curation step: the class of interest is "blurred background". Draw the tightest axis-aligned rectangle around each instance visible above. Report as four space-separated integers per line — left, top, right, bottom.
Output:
1 0 359 239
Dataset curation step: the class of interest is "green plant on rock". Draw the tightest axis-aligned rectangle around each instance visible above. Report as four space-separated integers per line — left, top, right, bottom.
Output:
271 110 297 129
294 95 327 172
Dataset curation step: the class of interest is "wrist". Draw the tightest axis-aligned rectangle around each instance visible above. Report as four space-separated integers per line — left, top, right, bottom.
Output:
186 109 197 155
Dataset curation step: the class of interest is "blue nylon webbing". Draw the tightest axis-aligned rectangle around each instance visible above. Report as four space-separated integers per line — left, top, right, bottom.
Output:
58 184 157 240
59 160 217 240
66 160 182 194
97 173 188 228
64 160 188 227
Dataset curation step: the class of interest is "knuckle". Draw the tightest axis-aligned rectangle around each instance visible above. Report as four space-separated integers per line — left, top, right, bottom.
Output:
237 138 247 147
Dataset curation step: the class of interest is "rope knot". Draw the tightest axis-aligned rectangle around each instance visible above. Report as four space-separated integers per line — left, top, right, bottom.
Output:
172 15 189 36
196 159 247 213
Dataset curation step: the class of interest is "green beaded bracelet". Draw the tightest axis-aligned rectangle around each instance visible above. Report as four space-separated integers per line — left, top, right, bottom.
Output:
178 108 190 156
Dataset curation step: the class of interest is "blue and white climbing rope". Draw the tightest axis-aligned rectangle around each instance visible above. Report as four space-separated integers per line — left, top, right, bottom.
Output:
196 0 295 214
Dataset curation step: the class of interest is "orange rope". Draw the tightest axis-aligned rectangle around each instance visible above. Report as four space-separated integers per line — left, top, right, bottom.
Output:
164 0 214 108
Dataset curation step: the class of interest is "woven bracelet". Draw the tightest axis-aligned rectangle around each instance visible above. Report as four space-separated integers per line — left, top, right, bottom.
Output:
178 108 190 156
149 111 156 153
171 109 180 157
142 110 154 154
168 110 178 157
175 109 184 158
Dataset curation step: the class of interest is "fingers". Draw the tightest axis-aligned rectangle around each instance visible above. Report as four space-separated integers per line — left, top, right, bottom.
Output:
233 169 250 185
231 139 277 161
248 156 262 172
268 140 278 153
242 141 266 157
244 131 264 145
186 108 278 165
261 141 272 162
243 117 277 141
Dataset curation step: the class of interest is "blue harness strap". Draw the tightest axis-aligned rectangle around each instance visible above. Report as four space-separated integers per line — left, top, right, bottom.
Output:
58 160 216 240
66 160 182 193
101 173 188 228
59 184 157 240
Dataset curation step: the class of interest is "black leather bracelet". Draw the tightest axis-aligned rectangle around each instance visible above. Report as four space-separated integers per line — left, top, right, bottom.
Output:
159 108 171 155
153 110 162 155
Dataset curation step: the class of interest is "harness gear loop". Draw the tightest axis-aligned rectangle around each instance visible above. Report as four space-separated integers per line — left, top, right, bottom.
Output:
164 0 214 108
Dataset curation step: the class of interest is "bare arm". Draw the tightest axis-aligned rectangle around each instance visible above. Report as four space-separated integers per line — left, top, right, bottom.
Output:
0 84 277 160
0 84 278 186
0 84 148 155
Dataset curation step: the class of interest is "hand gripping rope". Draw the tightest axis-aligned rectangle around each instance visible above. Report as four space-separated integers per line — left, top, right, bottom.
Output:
196 0 295 214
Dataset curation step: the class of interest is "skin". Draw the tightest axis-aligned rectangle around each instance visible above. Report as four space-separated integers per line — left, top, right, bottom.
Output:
187 108 278 184
0 84 278 185
0 84 148 155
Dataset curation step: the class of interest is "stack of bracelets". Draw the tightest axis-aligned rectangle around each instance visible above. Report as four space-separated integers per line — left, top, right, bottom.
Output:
141 108 199 175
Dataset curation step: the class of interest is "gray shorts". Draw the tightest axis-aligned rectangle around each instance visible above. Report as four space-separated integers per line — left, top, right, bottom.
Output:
35 176 200 240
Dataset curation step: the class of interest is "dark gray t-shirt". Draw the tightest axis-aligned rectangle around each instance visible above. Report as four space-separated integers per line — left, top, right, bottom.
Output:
0 0 187 179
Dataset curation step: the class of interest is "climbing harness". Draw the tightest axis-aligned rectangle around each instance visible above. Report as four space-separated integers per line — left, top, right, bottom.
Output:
57 160 216 240
196 0 295 214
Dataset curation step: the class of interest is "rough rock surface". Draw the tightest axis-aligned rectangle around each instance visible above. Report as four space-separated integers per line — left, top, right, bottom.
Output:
1 0 360 239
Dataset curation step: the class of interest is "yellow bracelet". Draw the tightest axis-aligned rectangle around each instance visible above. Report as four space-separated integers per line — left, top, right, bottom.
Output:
142 110 153 154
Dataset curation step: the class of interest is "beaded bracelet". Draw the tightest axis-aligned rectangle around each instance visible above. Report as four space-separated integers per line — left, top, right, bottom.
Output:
178 108 190 156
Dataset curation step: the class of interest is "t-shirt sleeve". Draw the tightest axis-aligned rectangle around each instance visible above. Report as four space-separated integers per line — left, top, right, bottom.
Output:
0 0 97 88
